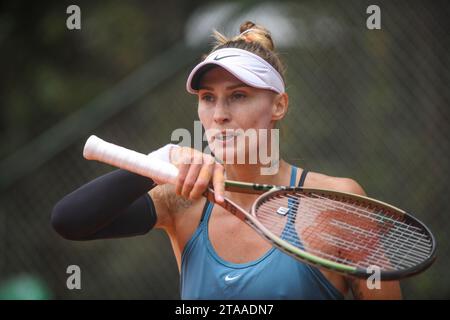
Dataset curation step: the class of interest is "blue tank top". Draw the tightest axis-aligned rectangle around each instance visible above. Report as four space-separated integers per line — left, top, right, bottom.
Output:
180 167 344 300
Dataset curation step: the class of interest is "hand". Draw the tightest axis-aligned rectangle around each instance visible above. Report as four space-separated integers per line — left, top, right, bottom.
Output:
170 147 225 203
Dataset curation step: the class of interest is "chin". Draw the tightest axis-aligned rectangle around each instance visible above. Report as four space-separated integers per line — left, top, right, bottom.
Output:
212 144 251 165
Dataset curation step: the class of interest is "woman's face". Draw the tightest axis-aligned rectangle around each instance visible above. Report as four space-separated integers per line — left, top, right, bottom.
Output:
197 66 282 164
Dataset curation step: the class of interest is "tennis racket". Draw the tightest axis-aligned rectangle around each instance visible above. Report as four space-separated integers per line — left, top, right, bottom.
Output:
83 135 436 280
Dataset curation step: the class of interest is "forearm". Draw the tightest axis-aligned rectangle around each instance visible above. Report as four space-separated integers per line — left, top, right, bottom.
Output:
51 169 157 240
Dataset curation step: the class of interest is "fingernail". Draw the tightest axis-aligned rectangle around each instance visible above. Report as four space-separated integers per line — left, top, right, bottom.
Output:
216 195 224 203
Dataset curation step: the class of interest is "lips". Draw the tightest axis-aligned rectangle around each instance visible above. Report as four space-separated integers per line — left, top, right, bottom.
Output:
215 133 235 142
213 130 240 143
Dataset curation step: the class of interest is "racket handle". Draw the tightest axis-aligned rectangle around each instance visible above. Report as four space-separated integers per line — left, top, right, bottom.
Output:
83 135 179 184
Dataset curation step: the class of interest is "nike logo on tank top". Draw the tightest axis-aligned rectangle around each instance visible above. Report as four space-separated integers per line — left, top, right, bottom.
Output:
180 167 344 300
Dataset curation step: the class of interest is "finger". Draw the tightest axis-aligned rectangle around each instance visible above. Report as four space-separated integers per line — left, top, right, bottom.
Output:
189 156 215 200
212 163 225 203
172 147 193 166
174 147 196 195
175 163 191 196
181 156 203 199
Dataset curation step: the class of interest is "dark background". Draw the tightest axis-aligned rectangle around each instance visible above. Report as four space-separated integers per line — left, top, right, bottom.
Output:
0 0 448 299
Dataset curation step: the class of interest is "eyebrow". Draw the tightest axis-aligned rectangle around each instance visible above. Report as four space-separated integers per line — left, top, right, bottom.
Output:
198 83 251 91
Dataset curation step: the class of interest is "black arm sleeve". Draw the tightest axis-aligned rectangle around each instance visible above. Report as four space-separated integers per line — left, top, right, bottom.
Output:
51 169 157 241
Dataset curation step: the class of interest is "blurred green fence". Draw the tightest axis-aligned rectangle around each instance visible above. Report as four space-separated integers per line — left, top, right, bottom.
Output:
0 0 448 299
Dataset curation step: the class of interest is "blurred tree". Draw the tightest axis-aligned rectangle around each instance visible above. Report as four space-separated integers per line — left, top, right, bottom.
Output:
0 0 211 159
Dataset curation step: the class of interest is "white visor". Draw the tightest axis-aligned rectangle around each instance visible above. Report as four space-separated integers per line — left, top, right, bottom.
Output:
186 48 285 94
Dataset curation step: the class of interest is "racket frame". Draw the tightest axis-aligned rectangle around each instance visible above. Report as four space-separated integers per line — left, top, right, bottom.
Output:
207 184 437 280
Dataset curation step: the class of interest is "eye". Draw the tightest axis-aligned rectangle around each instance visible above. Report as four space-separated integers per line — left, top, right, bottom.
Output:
231 92 247 101
200 93 215 103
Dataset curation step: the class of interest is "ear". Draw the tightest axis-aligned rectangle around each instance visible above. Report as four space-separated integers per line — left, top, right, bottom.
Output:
272 93 289 121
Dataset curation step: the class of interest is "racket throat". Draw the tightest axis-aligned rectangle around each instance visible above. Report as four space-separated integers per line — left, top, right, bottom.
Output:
204 188 249 222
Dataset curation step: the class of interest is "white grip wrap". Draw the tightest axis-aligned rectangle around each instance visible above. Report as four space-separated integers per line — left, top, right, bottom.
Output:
83 135 179 184
148 143 179 163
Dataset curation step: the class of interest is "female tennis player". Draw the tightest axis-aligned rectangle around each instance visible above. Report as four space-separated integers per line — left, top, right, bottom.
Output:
52 21 402 299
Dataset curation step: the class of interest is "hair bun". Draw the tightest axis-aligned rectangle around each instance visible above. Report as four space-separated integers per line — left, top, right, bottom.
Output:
239 21 256 33
237 21 274 51
206 21 286 83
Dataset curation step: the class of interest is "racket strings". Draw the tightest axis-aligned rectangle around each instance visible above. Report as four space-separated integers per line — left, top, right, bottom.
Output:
258 206 429 270
262 195 430 260
296 196 432 255
259 194 431 249
255 192 433 270
286 193 420 232
315 207 432 254
263 192 431 245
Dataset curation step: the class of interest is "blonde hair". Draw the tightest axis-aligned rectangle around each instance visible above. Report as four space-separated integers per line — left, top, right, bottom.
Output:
207 21 286 82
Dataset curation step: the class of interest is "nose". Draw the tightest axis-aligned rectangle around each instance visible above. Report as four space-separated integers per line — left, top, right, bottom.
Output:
213 99 230 125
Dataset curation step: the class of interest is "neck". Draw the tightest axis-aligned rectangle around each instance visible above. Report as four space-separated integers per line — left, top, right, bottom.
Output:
224 159 292 186
221 160 292 208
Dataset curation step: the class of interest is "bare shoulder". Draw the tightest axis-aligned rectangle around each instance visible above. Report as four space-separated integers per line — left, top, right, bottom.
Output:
304 171 367 196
